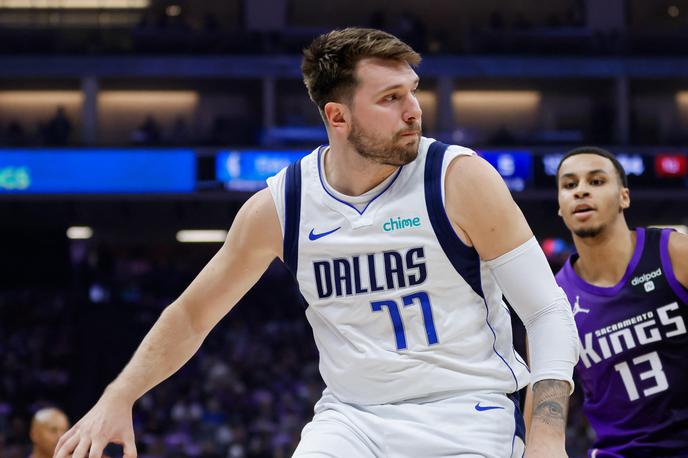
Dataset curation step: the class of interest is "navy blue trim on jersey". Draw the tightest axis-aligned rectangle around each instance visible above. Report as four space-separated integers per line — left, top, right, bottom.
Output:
484 306 520 392
502 303 530 372
509 391 526 456
513 347 529 372
424 140 484 298
317 147 403 216
425 140 519 392
283 158 302 276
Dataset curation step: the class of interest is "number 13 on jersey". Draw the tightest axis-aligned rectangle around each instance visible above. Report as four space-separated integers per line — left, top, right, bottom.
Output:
371 291 439 350
614 351 669 401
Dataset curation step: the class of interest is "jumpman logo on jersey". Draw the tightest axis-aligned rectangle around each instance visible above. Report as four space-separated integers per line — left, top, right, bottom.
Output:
572 295 590 317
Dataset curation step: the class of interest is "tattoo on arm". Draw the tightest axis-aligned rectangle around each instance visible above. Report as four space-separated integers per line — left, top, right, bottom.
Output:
531 379 569 432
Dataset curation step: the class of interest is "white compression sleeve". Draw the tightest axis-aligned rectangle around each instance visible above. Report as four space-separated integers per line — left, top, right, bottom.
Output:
485 237 579 393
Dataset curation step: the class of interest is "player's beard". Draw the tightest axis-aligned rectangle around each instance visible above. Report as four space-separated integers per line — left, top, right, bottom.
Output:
348 119 421 167
573 225 605 238
572 204 623 238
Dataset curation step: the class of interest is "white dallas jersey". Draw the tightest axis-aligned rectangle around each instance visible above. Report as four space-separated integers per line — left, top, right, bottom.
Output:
267 137 529 405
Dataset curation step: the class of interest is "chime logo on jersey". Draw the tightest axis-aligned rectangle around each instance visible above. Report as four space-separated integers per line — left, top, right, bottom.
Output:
312 247 427 299
382 216 422 232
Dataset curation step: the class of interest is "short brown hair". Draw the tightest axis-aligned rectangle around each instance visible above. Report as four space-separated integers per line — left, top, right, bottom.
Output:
302 27 421 111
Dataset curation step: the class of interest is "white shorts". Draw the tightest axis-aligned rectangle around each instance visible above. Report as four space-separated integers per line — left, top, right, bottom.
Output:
293 389 526 458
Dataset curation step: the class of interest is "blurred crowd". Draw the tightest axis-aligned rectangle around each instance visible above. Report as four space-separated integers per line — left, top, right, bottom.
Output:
0 243 323 457
3 4 687 150
7 106 685 149
2 4 686 57
0 107 260 148
0 240 597 457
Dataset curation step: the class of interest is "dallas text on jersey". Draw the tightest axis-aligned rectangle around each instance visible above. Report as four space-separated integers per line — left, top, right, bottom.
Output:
313 247 427 299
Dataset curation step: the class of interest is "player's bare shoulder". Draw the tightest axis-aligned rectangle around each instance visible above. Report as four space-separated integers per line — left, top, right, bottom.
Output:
445 152 495 183
228 188 283 261
445 154 513 214
444 152 532 260
667 230 688 287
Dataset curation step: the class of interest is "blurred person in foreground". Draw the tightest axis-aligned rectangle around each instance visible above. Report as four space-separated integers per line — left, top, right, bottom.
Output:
527 146 688 457
55 27 579 458
29 408 69 458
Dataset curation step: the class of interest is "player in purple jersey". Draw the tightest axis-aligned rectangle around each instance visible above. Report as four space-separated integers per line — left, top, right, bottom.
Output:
555 147 688 457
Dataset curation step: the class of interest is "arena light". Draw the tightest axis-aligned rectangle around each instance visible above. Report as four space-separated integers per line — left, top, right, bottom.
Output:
99 91 198 104
99 91 198 111
165 4 180 16
677 91 688 103
0 0 149 8
451 90 541 132
0 91 82 107
452 90 541 108
176 230 227 243
67 226 93 240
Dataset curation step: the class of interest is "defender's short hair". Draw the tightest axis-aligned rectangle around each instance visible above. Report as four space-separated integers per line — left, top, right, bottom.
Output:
556 146 628 187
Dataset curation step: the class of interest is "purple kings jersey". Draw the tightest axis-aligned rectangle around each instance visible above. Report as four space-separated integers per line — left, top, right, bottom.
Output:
556 228 688 457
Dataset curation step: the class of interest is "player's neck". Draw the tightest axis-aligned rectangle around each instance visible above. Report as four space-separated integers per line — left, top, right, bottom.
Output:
324 143 399 196
571 220 636 287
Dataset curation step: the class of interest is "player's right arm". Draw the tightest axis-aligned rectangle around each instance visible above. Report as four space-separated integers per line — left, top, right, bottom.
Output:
668 230 688 288
445 155 578 457
54 188 283 458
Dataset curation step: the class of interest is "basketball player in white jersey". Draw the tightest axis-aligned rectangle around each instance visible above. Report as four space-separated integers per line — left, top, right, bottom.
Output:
54 28 578 458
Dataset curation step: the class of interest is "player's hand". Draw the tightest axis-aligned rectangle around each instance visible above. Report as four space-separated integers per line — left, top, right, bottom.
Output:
53 387 137 458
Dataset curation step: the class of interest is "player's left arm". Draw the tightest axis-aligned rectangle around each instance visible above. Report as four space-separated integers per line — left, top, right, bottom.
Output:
445 155 579 456
668 231 688 289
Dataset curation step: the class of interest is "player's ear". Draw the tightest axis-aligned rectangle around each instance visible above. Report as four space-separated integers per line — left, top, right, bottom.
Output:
557 208 562 217
620 186 630 210
323 101 349 132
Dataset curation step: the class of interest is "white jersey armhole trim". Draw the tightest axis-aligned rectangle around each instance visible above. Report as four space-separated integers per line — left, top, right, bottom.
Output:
266 169 287 237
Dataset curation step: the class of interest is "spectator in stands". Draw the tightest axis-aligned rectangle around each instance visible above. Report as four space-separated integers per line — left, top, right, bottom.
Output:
45 106 72 146
170 116 190 145
6 120 27 146
132 115 162 145
29 407 69 458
